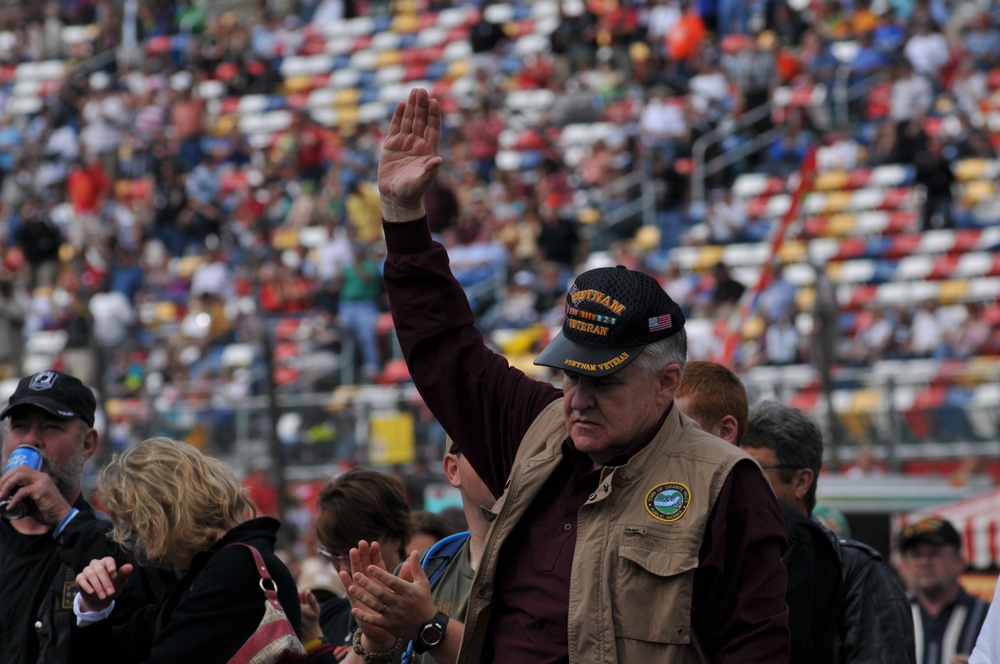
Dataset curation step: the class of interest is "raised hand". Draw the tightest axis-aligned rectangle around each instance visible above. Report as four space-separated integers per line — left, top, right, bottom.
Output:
76 557 133 613
377 88 444 222
298 589 323 643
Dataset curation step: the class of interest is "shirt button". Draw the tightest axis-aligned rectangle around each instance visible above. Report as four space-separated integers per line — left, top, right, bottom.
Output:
34 621 42 630
564 523 572 531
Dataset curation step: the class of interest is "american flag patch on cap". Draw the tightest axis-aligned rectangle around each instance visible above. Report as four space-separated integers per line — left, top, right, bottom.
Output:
648 314 672 332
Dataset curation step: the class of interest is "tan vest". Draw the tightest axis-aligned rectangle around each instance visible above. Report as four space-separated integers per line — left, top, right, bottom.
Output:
458 399 753 664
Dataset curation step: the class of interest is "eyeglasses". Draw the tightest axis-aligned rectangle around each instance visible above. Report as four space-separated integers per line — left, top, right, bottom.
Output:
317 544 351 567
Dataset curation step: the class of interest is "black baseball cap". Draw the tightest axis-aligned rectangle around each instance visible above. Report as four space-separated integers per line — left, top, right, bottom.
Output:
1 371 96 427
534 266 686 377
899 516 962 552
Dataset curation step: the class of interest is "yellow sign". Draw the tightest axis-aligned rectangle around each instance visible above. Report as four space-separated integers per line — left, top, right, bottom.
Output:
368 411 415 466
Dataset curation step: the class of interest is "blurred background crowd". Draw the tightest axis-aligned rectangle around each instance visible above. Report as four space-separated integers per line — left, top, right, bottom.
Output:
0 0 999 552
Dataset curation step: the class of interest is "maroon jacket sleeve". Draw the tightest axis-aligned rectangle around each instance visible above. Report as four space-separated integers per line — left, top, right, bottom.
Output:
382 218 562 498
694 460 791 663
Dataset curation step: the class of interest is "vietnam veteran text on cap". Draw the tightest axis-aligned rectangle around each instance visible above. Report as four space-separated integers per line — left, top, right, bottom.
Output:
534 266 685 377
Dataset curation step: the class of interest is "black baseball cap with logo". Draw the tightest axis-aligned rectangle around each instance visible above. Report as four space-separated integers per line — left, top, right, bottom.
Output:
899 516 962 552
534 266 686 377
0 371 97 427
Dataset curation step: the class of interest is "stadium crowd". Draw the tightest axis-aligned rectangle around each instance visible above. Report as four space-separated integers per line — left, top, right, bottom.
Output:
1 1 1000 662
0 0 997 461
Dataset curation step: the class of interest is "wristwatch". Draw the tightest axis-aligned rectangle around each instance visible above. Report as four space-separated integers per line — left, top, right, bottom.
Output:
413 611 449 654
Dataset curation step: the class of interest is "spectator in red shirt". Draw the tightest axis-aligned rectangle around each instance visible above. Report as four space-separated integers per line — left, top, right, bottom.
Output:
66 153 110 217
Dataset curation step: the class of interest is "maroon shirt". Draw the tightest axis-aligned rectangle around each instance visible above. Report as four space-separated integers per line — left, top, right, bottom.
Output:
383 218 789 663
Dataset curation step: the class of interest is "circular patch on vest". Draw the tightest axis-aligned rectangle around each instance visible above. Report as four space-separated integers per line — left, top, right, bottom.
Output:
644 482 691 523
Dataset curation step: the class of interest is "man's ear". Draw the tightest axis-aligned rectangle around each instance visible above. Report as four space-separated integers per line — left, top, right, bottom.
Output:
717 414 740 445
793 468 815 502
443 453 461 490
82 426 99 461
657 364 683 407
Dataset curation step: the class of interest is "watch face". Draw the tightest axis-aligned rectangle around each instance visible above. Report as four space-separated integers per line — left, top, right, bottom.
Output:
420 624 444 646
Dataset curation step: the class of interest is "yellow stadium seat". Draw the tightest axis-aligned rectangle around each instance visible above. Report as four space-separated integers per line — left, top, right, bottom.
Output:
632 225 661 251
496 325 543 356
815 170 849 191
175 256 204 279
777 241 807 264
837 388 882 441
962 180 996 205
795 286 816 311
577 208 601 224
953 158 991 182
742 315 765 340
336 105 360 127
692 245 724 271
334 88 361 107
391 13 419 32
826 213 858 236
272 228 299 250
281 75 314 94
376 50 403 67
446 60 470 79
210 115 238 137
956 357 994 387
154 301 179 324
937 279 968 303
823 190 854 214
824 261 843 282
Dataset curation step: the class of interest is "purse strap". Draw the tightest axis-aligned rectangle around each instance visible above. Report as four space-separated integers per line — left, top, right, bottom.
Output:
226 543 283 611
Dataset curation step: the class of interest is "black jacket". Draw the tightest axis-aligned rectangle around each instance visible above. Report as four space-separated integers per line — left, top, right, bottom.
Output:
834 537 916 664
781 501 844 664
72 517 299 664
0 497 169 664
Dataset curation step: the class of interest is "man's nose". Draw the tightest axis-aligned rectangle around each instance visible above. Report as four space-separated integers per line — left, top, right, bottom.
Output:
569 382 595 409
16 424 43 448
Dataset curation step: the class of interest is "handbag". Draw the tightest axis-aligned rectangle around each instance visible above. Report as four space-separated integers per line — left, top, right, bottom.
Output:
227 543 307 664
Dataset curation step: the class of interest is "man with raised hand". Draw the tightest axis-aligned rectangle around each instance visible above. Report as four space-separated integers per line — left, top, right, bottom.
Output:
340 88 789 664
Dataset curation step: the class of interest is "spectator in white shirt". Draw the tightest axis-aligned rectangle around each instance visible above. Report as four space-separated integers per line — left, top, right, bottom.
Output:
904 19 950 79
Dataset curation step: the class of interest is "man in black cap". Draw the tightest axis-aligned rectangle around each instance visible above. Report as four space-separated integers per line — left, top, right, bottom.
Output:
899 516 989 664
0 370 168 664
339 88 789 664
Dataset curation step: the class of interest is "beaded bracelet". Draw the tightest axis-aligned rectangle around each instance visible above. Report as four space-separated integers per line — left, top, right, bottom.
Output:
352 629 405 664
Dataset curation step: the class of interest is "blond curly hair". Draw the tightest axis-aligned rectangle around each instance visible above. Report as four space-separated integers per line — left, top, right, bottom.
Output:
98 437 256 567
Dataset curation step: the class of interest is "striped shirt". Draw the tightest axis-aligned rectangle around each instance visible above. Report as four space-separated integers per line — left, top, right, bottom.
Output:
911 588 990 664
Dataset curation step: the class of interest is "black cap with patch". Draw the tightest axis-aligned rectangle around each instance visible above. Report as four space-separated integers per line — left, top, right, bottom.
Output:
1 371 96 427
534 265 685 377
899 516 962 552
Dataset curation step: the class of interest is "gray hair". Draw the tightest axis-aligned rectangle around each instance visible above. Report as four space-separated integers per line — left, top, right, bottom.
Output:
632 330 688 377
743 400 823 512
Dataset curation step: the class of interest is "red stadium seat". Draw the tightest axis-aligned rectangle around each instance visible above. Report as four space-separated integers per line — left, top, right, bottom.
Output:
906 386 946 440
146 35 173 55
929 255 960 280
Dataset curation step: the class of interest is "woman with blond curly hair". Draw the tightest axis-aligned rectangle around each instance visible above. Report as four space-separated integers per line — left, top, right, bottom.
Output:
70 437 318 663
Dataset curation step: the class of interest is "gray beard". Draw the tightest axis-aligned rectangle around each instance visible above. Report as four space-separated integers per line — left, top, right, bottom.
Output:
43 450 85 501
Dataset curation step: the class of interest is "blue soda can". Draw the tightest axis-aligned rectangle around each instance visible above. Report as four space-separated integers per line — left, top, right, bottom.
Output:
0 445 43 520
